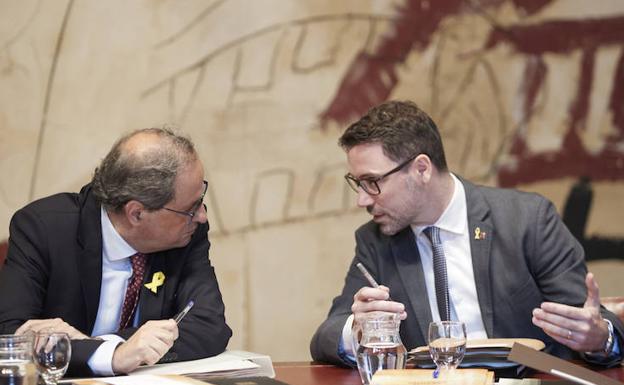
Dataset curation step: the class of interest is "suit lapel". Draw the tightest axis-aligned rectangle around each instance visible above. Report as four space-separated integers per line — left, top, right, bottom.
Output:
462 179 494 337
76 186 104 333
76 248 102 333
392 227 433 343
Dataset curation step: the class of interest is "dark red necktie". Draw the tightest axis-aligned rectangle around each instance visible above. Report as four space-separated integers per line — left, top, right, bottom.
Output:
118 252 147 330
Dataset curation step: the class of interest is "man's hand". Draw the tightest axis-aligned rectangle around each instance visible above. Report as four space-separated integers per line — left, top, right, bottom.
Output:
532 272 609 352
15 318 89 339
352 285 407 326
112 319 178 374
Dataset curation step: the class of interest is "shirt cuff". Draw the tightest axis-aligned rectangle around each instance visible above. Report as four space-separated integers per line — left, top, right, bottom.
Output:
339 314 357 365
87 334 125 376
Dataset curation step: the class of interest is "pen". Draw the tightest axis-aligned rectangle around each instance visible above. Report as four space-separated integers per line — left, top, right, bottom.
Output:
356 262 392 301
174 300 194 324
356 262 380 288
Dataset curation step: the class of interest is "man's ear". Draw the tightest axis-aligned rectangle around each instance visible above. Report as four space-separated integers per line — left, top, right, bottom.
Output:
124 200 144 226
412 154 433 182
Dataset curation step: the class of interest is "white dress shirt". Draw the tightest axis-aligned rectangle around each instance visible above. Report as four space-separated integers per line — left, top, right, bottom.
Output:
341 174 487 359
410 174 487 339
86 207 138 375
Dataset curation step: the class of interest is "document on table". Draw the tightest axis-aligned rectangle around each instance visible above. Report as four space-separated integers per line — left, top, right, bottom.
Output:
91 374 196 385
409 338 545 369
62 350 275 384
129 350 275 380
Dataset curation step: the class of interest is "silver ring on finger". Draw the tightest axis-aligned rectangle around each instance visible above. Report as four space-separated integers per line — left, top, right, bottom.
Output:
567 329 572 340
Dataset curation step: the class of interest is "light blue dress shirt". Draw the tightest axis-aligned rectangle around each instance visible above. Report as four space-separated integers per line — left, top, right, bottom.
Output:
86 207 139 375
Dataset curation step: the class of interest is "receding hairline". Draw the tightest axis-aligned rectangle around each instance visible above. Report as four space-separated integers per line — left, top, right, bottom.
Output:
118 129 197 163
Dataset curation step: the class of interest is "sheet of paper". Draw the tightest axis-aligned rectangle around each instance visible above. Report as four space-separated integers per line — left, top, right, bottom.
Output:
61 350 274 383
73 374 192 385
65 374 192 385
129 351 259 376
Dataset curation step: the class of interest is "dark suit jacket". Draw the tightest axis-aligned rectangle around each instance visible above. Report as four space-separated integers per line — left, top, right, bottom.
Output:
310 178 624 366
0 184 232 377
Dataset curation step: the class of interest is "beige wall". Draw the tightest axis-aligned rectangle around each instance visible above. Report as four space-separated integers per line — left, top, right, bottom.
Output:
1 0 623 360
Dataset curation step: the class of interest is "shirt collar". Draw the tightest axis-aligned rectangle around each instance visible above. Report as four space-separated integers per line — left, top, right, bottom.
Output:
101 206 137 261
412 173 467 236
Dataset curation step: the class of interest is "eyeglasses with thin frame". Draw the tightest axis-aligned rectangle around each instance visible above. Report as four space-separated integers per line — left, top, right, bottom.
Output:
162 180 208 223
344 154 419 196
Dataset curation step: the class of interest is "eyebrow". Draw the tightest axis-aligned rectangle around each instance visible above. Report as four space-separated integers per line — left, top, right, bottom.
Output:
350 172 382 180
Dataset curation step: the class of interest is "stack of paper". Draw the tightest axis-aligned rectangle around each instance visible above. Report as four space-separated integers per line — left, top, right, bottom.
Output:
128 350 275 380
371 368 494 385
72 374 205 385
408 338 545 369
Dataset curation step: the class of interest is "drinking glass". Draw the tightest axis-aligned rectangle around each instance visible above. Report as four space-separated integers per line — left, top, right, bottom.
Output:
356 312 407 385
428 321 466 376
33 333 71 385
0 334 38 385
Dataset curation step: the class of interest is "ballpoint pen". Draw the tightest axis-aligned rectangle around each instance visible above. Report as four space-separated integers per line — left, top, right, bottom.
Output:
356 262 392 301
356 262 380 288
174 300 194 324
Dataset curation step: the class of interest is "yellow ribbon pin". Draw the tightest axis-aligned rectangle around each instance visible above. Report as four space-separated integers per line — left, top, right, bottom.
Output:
145 271 165 294
474 227 486 240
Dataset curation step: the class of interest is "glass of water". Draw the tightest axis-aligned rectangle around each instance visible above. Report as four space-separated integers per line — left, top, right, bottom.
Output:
356 312 407 385
0 334 38 385
428 321 466 376
33 332 71 385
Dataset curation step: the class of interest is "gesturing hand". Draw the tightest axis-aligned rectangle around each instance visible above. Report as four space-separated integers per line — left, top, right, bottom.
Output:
112 319 178 374
16 318 89 340
532 272 609 352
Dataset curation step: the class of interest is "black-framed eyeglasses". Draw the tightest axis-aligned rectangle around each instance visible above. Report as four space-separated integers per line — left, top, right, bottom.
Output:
344 154 419 196
162 180 208 223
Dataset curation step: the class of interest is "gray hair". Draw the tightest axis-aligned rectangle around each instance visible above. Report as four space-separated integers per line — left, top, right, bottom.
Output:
91 127 197 212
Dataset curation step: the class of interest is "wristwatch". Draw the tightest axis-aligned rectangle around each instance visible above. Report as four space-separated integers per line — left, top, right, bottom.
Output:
602 319 615 356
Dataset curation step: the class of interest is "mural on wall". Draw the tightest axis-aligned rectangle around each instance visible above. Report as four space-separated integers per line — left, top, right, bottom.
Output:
322 0 624 185
142 0 624 238
318 0 624 259
1 0 623 359
2 0 622 239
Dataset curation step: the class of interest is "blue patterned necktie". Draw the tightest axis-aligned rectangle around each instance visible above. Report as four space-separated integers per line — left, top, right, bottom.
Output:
423 226 450 321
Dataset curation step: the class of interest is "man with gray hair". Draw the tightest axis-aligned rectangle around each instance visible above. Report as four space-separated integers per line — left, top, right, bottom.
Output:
0 128 231 376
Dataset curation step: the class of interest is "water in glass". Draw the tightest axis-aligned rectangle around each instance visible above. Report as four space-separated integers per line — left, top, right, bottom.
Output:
429 337 466 368
33 333 71 385
428 321 466 375
0 334 37 385
356 312 406 385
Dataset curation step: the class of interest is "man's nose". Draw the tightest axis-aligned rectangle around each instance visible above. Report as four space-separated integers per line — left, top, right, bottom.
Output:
356 188 374 208
193 204 208 224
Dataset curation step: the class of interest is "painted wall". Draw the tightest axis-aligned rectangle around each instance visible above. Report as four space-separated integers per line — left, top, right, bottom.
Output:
1 0 623 360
